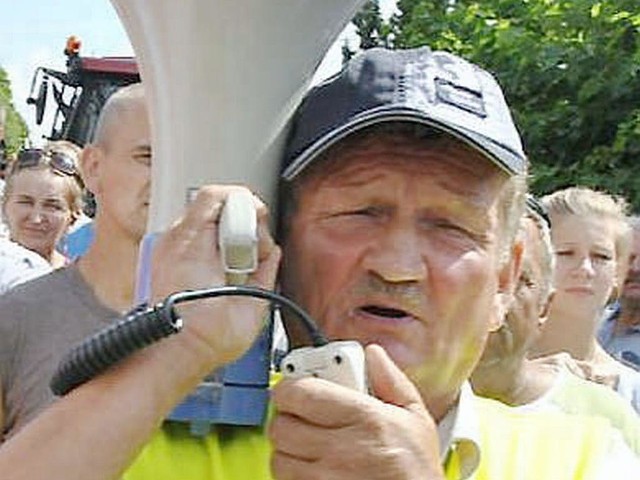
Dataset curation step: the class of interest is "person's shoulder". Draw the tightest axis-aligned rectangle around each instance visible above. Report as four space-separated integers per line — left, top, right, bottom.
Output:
616 362 640 408
475 392 611 435
561 368 631 402
0 239 48 266
617 361 640 384
557 369 640 427
0 266 77 310
0 238 50 275
472 395 621 477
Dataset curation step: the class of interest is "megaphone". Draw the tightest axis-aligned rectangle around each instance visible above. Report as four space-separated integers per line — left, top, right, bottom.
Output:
110 0 365 229
109 0 365 433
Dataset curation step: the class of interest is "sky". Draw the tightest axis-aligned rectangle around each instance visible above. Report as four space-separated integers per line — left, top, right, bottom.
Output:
0 0 398 145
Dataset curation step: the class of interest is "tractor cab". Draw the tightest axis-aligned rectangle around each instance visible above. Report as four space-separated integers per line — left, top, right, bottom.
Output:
27 36 139 146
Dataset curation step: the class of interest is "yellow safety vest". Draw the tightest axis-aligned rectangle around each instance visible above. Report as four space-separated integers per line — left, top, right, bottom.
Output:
124 422 273 480
125 396 612 479
445 396 612 480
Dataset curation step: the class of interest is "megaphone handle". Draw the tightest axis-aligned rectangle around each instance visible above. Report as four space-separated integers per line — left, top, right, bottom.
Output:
217 190 258 285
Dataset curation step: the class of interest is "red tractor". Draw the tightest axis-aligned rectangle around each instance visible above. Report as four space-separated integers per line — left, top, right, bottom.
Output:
27 36 139 147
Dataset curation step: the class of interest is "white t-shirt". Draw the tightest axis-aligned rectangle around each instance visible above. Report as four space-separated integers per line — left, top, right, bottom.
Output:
0 239 52 295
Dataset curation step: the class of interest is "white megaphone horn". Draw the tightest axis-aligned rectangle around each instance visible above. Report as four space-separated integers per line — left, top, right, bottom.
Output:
109 0 366 232
108 0 366 430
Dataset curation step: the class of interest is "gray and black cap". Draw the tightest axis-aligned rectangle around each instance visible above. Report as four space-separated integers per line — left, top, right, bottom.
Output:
281 46 528 181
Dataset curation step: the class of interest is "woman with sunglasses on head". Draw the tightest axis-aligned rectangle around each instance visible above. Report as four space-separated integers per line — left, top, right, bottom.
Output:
1 141 83 273
531 186 640 413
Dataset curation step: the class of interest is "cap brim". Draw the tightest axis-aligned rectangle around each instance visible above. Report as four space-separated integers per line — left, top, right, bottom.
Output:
282 107 526 181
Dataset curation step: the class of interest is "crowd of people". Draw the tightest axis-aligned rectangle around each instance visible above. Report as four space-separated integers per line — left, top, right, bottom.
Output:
0 43 638 479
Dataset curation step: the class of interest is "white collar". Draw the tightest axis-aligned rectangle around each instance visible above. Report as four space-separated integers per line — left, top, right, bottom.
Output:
437 382 481 480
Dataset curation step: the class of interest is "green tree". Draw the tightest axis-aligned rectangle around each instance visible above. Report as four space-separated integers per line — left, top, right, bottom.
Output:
343 0 394 63
0 67 29 155
384 0 640 209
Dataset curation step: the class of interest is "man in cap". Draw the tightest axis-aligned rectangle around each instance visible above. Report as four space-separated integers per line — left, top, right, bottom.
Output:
0 47 637 480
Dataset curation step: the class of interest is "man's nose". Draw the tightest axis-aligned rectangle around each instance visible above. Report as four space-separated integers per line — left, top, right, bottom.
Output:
362 227 427 283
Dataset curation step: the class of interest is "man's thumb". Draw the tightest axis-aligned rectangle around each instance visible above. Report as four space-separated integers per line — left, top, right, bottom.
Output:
366 344 425 411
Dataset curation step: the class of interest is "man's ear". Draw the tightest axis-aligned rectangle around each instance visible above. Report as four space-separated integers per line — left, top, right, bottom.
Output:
490 239 524 332
78 145 102 195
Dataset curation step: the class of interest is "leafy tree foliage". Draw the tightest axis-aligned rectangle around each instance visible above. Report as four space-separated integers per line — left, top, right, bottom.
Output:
0 67 28 155
353 0 640 210
343 0 394 62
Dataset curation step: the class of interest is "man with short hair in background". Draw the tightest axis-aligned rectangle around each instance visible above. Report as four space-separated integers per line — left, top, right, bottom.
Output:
0 83 150 439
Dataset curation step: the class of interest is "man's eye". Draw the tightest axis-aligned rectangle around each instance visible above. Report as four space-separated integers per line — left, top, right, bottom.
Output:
433 220 461 231
428 219 470 236
555 250 573 257
342 207 381 217
134 153 152 166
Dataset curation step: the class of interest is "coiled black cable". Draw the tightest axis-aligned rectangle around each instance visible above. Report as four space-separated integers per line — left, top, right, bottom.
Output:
50 285 327 396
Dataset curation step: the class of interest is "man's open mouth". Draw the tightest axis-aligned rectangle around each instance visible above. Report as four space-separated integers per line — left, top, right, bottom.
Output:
359 305 410 319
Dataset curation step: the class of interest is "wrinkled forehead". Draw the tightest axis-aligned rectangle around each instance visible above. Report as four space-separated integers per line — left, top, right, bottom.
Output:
295 130 507 200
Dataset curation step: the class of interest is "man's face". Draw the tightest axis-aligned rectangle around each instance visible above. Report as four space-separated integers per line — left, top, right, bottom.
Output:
481 217 549 363
281 133 513 403
620 228 640 311
91 99 151 241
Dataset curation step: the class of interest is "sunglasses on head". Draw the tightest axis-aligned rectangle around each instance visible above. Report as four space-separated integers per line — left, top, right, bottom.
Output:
13 148 78 177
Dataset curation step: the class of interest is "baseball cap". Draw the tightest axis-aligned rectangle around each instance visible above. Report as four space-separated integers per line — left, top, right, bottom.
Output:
281 46 527 181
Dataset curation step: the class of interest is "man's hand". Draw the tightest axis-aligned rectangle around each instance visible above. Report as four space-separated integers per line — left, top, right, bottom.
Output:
269 344 445 480
150 185 281 370
534 352 620 389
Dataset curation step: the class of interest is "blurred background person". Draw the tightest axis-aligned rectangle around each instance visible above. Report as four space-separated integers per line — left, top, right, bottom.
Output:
598 215 640 370
531 186 640 413
471 196 640 453
1 141 83 269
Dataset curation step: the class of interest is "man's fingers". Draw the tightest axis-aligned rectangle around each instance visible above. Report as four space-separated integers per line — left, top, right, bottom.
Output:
272 377 373 428
366 344 426 413
270 450 312 480
268 412 330 461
